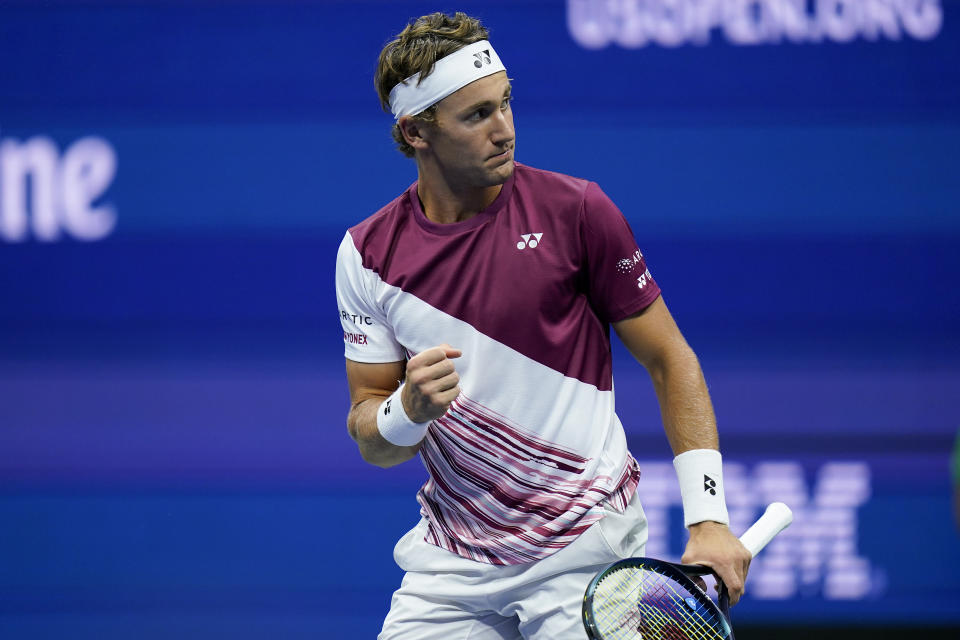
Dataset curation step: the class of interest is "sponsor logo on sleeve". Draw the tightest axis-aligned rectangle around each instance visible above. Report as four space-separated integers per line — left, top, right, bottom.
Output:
616 249 645 274
340 310 374 326
343 331 369 345
637 268 653 289
616 249 655 288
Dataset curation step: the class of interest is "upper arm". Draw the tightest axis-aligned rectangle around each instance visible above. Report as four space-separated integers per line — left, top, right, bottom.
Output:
579 183 661 323
612 296 691 370
336 233 406 363
345 358 406 408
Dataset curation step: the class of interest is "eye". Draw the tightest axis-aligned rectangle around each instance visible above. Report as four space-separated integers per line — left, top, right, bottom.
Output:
501 95 512 110
467 108 488 121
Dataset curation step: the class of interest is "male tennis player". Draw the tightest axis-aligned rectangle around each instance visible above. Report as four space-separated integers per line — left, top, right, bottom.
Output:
336 12 752 639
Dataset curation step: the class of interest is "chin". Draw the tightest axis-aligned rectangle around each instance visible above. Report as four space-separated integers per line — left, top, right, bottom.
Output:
488 159 515 184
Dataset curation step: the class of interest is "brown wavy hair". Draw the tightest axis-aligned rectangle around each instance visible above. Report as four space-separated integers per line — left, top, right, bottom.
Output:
375 12 489 157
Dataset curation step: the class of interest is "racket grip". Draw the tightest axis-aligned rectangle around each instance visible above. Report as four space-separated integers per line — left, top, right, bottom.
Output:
738 502 793 557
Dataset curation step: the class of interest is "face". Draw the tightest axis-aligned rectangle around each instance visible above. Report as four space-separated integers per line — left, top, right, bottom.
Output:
416 71 515 189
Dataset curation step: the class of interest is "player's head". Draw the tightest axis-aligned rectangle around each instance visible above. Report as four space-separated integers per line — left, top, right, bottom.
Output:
375 12 515 188
376 12 490 156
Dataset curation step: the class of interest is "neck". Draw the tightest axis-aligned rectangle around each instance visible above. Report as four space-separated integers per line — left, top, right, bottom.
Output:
415 161 503 224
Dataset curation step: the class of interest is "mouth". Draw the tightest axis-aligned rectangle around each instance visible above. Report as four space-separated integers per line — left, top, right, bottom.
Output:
488 147 514 162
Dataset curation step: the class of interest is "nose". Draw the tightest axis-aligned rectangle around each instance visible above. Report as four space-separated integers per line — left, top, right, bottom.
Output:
490 107 514 147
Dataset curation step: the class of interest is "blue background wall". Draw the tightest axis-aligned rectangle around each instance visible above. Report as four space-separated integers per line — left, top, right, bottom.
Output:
1 0 958 637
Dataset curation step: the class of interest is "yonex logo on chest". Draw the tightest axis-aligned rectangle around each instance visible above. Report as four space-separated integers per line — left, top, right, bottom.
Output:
516 233 543 250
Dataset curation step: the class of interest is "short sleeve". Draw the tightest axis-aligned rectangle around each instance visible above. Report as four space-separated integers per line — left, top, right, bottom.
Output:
580 182 661 323
335 232 406 363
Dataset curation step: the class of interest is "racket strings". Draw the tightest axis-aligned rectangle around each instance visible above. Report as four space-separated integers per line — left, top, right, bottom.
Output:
634 581 716 640
591 566 727 640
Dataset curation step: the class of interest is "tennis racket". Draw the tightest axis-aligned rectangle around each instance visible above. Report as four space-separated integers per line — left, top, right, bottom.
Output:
582 502 793 640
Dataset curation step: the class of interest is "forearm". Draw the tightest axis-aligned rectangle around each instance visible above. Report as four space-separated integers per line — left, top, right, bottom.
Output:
343 346 460 470
615 299 748 600
645 342 719 455
347 396 422 468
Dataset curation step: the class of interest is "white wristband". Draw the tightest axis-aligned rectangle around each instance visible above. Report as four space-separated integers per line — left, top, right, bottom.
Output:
673 448 730 527
376 384 431 447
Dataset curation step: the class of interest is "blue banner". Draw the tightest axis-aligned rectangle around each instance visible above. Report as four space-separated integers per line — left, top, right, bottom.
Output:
1 1 958 636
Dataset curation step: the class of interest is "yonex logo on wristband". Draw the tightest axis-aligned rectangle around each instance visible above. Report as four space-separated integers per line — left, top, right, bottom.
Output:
376 383 429 447
704 474 717 495
675 449 729 526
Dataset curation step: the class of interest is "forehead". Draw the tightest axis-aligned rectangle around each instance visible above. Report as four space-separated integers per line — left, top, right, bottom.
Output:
435 71 510 113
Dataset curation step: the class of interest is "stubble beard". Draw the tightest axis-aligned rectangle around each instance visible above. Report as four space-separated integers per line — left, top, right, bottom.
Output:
484 146 515 186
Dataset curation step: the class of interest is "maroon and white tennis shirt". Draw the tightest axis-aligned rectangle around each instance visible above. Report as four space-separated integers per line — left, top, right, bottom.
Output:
336 163 661 565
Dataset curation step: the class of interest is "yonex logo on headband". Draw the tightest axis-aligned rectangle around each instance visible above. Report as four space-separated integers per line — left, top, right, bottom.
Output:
473 50 491 68
389 40 507 119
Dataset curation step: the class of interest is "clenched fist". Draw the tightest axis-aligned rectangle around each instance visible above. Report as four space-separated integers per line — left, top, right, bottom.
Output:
402 344 462 422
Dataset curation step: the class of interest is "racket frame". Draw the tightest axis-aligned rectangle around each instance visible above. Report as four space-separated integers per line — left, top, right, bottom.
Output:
582 557 733 640
582 501 793 639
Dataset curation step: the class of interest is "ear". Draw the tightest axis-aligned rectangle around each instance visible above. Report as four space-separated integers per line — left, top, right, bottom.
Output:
398 116 431 151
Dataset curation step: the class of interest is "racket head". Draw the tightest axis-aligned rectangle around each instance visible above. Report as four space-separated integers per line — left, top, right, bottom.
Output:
583 557 733 640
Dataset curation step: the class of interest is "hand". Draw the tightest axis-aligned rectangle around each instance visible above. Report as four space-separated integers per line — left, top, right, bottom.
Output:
681 521 752 605
401 344 462 422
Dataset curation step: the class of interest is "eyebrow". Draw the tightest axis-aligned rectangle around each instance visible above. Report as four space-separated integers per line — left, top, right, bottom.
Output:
459 84 513 116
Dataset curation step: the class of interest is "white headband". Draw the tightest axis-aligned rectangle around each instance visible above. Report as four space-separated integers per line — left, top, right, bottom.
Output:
388 40 506 119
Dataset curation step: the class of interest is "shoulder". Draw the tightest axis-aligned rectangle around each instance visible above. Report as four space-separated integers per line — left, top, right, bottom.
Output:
343 185 415 268
513 163 592 206
347 186 411 246
512 163 617 219
512 164 621 229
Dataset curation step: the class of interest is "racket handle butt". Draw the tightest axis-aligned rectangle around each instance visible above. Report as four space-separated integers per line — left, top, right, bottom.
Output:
739 502 793 557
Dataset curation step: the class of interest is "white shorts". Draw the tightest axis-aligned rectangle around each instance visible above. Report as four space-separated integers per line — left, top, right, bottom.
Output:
378 492 648 640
